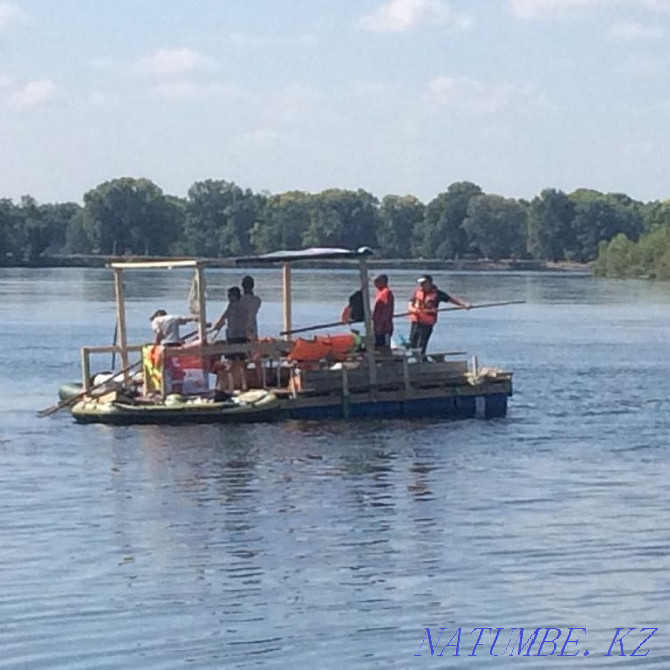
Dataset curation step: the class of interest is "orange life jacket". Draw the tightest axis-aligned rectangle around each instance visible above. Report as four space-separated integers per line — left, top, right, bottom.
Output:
288 333 360 362
410 287 439 326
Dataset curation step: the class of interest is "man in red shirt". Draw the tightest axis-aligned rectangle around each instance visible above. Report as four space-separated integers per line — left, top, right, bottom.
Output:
372 274 395 350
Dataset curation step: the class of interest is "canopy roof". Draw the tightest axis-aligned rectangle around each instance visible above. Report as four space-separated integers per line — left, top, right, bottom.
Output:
234 246 373 264
106 247 373 270
107 258 205 270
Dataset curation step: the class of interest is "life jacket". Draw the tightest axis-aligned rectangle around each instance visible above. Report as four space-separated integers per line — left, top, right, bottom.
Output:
288 333 361 362
410 287 439 326
143 345 164 390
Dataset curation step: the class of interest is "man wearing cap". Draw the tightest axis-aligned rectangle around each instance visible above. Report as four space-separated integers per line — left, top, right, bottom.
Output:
408 275 470 356
150 309 199 346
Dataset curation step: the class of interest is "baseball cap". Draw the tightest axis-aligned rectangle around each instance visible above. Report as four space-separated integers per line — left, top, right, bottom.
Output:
150 309 167 320
417 274 433 284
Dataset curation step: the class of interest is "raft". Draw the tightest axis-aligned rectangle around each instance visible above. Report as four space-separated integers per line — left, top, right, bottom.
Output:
71 389 281 425
59 382 83 402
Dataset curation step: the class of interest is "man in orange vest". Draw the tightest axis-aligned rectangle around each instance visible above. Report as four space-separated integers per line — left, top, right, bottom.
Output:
372 274 395 350
408 274 470 355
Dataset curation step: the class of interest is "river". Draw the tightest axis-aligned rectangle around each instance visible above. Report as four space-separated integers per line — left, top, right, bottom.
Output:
1 267 669 668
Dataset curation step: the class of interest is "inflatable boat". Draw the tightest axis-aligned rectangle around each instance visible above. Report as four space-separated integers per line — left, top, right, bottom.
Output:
71 389 281 425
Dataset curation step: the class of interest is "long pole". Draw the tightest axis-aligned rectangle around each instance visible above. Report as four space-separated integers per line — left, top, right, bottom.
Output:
111 320 118 370
279 300 525 336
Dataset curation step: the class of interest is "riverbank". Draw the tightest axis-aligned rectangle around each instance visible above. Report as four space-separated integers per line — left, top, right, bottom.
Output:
1 255 592 273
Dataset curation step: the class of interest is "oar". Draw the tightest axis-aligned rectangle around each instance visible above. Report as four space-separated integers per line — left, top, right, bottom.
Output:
280 300 525 336
37 359 142 418
392 299 526 321
111 320 118 370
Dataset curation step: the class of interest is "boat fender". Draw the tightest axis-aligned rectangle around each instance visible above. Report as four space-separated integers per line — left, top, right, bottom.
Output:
92 371 115 386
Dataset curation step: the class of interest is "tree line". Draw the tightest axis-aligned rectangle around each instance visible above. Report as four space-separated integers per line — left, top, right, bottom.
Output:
0 177 663 267
594 203 670 279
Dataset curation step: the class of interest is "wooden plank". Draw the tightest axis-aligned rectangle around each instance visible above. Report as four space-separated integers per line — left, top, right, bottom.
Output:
295 359 470 394
81 345 144 354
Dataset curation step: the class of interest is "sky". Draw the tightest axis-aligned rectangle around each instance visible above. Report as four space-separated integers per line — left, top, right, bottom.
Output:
1 0 670 205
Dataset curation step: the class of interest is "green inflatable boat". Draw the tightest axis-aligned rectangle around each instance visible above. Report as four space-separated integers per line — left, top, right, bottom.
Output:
71 389 281 425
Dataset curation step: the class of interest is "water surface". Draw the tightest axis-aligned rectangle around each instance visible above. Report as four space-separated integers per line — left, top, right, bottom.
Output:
1 267 669 668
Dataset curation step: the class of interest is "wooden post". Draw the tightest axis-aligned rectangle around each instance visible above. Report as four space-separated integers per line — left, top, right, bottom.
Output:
358 258 377 395
81 348 91 392
402 355 411 395
113 268 130 383
341 365 350 419
282 262 292 341
195 263 207 343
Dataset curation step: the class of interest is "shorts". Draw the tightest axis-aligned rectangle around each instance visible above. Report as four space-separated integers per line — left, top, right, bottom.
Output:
226 336 249 361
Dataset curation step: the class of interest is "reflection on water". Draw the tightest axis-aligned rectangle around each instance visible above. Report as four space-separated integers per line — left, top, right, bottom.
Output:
1 268 670 667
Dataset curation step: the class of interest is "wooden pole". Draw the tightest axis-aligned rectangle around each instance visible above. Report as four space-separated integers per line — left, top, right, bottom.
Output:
195 264 207 343
280 300 526 336
195 263 209 391
113 268 130 383
359 258 377 394
81 347 91 392
282 262 292 341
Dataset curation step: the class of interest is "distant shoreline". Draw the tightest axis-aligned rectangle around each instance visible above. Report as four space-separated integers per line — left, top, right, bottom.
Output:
1 256 592 273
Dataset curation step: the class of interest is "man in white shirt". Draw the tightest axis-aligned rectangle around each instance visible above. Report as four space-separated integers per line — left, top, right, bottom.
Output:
150 309 198 346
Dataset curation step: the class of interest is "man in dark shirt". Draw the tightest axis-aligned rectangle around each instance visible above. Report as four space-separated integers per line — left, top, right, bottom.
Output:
408 274 470 355
340 289 365 323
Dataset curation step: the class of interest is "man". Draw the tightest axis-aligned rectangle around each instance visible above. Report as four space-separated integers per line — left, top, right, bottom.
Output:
340 289 364 324
212 286 249 391
372 274 394 349
150 309 199 346
408 275 470 355
240 275 263 385
240 275 262 340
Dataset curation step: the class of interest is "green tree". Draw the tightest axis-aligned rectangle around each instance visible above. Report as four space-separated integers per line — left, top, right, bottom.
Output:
33 201 82 257
462 194 527 260
0 199 23 264
184 180 263 256
250 191 312 253
527 188 576 261
83 177 180 255
569 189 643 262
377 195 424 258
418 181 482 259
303 189 379 249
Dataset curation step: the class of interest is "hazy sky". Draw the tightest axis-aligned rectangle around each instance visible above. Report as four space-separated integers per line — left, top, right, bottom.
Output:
1 0 669 204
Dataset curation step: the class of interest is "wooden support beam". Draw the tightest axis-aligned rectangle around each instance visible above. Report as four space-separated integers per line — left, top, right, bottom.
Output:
195 264 207 343
282 262 292 341
81 348 91 391
358 258 377 397
113 268 130 383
